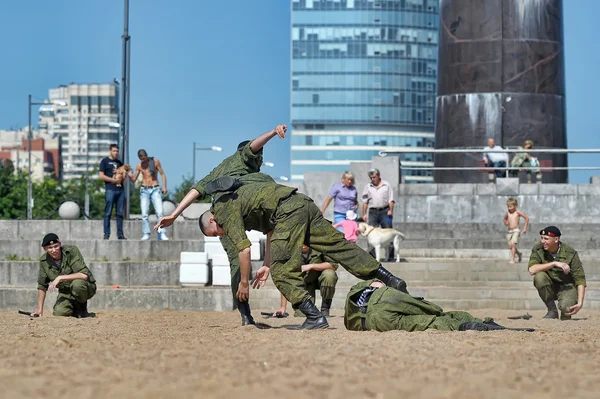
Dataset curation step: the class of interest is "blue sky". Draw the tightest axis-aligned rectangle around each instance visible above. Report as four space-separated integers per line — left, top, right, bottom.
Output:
0 0 598 187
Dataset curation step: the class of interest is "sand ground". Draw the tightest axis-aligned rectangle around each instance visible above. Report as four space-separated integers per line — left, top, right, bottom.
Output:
0 308 598 399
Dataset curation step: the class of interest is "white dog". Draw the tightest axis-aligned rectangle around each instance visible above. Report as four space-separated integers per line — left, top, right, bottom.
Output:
358 222 406 263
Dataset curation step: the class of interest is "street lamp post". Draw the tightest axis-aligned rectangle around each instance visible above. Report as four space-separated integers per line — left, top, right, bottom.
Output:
192 143 222 182
84 117 96 220
27 95 66 220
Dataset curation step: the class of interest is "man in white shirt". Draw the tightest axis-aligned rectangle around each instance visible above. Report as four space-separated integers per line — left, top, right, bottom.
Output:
483 138 509 182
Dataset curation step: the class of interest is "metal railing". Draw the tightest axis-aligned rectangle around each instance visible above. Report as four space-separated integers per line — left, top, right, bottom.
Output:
379 148 600 172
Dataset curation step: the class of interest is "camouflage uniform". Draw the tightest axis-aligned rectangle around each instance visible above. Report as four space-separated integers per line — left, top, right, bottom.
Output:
302 249 338 305
345 280 489 332
37 245 97 317
193 142 263 200
193 141 272 311
528 242 586 314
212 183 380 308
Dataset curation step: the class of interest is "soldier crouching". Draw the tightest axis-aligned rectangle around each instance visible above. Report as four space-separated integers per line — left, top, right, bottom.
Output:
31 233 96 318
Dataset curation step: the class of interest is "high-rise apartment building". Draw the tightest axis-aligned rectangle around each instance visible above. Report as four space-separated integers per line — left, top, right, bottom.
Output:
290 0 439 183
38 84 119 180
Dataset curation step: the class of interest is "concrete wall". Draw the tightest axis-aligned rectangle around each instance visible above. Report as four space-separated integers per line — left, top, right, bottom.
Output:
290 176 600 223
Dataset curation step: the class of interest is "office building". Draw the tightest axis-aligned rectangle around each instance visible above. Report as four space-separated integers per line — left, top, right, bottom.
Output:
290 0 439 183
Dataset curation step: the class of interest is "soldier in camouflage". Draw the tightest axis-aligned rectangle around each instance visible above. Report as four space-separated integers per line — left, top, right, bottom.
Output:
199 181 410 330
345 280 530 332
272 245 338 318
528 226 586 320
155 124 287 326
31 233 96 318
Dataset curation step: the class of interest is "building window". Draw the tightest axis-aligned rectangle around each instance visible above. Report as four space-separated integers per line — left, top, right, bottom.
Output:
312 94 319 104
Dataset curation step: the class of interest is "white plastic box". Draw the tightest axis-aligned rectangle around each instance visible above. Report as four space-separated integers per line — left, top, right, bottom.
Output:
179 252 209 286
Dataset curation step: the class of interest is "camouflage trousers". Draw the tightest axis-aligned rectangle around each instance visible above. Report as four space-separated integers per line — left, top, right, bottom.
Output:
53 279 96 317
293 269 338 317
533 272 578 313
304 269 338 302
270 194 380 308
345 281 488 332
220 235 243 311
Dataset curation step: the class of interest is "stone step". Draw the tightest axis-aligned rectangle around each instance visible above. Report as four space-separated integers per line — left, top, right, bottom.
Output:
3 220 598 241
246 286 600 312
0 260 264 287
2 286 599 313
0 240 205 262
6 238 600 262
3 259 598 287
0 286 234 312
0 220 204 241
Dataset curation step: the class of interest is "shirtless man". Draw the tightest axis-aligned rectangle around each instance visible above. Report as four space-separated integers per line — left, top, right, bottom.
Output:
129 149 169 241
503 197 529 264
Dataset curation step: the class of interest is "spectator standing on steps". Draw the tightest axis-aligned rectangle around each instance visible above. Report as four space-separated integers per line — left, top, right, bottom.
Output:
361 168 395 261
99 144 126 240
321 171 358 232
128 149 169 241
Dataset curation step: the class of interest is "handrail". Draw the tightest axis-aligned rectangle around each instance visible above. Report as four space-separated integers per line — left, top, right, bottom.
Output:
379 148 600 156
401 166 600 171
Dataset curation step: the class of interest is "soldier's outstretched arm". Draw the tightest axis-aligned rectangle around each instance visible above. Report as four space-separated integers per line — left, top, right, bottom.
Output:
154 188 200 230
249 124 287 154
236 247 252 302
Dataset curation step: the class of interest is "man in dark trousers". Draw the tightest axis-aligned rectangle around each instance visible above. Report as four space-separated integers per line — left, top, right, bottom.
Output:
31 233 96 318
99 144 127 240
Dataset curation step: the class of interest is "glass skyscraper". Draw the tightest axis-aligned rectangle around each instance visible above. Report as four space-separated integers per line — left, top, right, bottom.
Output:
290 0 439 183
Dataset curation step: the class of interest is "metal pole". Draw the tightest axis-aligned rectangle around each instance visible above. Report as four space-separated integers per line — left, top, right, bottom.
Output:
84 117 91 220
119 0 129 163
192 142 196 182
27 94 32 220
124 11 132 220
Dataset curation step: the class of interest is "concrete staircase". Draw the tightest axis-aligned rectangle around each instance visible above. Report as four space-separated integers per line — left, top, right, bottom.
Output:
1 258 599 313
1 220 599 313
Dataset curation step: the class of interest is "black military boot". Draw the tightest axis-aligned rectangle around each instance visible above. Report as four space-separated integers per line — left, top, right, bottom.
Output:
205 176 243 195
459 321 505 331
320 299 332 317
75 301 90 319
543 301 559 319
294 300 329 330
238 301 256 326
375 266 408 294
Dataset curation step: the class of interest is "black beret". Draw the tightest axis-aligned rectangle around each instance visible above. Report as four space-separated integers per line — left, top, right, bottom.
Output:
540 226 561 237
41 233 60 247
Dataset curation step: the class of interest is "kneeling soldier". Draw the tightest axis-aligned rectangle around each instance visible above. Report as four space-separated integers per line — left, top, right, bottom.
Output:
31 233 96 318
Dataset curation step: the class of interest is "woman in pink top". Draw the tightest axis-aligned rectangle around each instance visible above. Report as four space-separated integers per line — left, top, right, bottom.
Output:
334 210 359 242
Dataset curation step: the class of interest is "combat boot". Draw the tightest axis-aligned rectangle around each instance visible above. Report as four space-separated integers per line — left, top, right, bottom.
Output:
75 301 90 319
560 312 571 321
320 299 332 317
205 176 243 195
238 301 256 326
375 266 408 294
294 299 329 330
543 301 559 319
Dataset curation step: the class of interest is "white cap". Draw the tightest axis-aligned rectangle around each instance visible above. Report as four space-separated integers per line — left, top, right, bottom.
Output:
346 210 357 221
